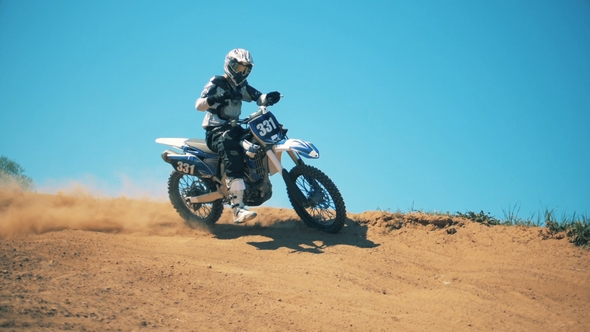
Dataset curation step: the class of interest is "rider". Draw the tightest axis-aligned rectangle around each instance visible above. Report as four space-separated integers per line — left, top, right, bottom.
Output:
195 48 281 224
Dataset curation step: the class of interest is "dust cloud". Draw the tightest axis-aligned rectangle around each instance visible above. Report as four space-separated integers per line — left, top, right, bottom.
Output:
0 187 191 239
0 186 306 239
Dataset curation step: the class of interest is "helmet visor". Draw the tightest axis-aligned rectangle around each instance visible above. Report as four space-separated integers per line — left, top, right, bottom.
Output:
231 62 252 75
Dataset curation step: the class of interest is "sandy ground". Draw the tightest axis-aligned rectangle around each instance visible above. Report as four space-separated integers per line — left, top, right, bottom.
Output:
1 189 589 331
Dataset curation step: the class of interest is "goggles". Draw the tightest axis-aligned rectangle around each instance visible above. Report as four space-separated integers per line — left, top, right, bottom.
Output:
231 62 252 75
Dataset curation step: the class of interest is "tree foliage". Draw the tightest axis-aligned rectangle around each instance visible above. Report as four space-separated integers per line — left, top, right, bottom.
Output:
0 156 34 191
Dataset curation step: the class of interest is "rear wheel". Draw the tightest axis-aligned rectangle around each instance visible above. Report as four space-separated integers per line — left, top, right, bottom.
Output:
168 171 223 226
287 165 346 233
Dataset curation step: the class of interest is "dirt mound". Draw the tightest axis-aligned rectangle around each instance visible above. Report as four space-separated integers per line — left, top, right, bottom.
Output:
1 189 589 331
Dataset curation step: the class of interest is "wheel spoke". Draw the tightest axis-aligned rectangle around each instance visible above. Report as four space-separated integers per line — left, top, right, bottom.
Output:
168 171 223 226
286 165 346 233
295 174 337 226
178 174 216 219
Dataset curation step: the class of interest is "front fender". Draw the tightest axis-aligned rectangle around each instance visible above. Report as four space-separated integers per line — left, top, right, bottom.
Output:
274 139 319 159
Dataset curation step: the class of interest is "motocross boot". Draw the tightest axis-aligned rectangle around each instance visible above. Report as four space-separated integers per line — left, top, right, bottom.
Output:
227 178 257 224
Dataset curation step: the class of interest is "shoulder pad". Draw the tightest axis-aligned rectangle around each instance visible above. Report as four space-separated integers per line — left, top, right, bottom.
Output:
211 75 230 90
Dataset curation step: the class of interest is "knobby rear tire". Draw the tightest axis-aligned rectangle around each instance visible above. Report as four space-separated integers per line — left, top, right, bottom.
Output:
287 165 347 234
167 171 223 227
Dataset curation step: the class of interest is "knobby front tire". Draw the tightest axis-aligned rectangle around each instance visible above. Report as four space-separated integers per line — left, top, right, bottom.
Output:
287 165 347 234
167 171 223 227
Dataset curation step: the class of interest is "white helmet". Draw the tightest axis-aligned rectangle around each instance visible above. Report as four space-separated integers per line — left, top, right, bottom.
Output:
224 48 254 86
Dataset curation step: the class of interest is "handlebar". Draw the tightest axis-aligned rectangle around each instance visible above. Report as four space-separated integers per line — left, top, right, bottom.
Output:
233 94 284 125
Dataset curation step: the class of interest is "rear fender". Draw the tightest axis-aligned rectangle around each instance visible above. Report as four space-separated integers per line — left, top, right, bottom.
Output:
156 138 188 149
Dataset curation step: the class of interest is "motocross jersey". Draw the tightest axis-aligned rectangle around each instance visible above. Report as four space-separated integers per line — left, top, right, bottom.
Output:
195 75 264 129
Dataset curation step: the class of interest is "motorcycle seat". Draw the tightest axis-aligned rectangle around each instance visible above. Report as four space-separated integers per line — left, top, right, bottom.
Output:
185 138 215 154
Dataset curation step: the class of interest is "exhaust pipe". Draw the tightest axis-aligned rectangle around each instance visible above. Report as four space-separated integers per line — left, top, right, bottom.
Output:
161 149 178 163
187 191 223 203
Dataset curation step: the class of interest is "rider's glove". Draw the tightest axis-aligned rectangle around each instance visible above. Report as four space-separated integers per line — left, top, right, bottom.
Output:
206 91 231 106
265 91 281 106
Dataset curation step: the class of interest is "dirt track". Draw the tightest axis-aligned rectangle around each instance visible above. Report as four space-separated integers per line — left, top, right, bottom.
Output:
1 190 589 331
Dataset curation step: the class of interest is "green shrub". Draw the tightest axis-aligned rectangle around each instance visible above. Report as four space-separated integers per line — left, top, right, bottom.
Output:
0 156 34 191
386 204 589 248
567 218 590 247
455 210 500 226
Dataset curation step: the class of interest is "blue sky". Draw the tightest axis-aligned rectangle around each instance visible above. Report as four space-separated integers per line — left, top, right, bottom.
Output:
1 0 589 219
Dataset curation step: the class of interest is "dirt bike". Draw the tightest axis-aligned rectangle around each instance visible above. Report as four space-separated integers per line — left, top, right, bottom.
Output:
155 103 347 233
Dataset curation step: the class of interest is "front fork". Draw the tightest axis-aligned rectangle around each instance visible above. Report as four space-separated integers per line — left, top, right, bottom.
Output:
266 149 307 206
287 150 305 166
281 150 324 208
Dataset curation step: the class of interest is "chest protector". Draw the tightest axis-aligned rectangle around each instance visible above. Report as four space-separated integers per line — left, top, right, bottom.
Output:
211 76 244 120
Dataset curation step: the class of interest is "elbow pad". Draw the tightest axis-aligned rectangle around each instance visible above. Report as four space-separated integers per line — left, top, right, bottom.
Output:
207 96 218 106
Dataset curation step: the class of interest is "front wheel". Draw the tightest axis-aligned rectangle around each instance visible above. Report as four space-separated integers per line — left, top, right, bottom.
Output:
168 171 223 227
287 165 347 233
